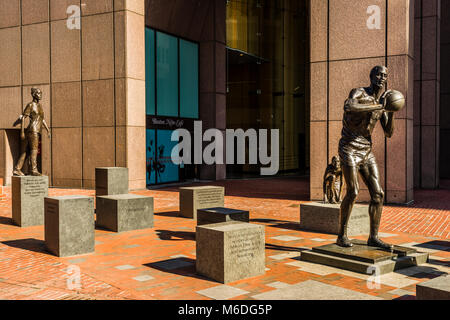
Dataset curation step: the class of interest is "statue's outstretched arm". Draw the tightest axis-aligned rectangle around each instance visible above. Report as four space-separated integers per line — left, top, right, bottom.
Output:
43 119 51 137
344 99 384 113
344 88 384 113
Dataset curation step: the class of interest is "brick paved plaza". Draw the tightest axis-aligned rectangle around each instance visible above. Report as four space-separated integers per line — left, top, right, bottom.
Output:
0 177 448 300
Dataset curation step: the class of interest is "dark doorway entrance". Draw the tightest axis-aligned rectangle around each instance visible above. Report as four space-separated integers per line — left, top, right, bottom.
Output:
225 0 309 179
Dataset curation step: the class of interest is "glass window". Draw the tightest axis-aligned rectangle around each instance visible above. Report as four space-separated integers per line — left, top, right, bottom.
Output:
146 129 156 185
146 129 180 185
145 29 156 116
156 130 179 183
145 28 199 186
156 32 179 117
180 39 199 119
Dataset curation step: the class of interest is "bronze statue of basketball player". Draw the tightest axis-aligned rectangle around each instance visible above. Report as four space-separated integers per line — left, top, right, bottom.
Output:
13 88 51 177
337 66 397 250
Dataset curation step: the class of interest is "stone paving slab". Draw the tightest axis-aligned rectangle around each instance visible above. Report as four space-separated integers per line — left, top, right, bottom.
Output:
269 252 300 260
270 235 303 242
133 275 155 282
197 285 249 300
388 288 414 296
252 280 384 300
266 281 291 289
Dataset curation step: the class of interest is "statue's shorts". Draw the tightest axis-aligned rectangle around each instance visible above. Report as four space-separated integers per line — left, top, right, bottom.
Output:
338 138 377 168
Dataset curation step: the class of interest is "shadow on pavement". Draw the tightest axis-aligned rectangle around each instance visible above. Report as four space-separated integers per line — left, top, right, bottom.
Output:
265 243 309 253
415 240 450 251
144 258 210 281
0 216 14 226
155 229 195 241
154 211 182 218
251 218 314 233
427 258 450 268
395 265 449 279
2 238 47 254
393 295 416 300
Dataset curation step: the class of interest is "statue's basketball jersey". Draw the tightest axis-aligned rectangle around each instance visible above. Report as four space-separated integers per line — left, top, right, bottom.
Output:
339 87 383 167
24 102 44 134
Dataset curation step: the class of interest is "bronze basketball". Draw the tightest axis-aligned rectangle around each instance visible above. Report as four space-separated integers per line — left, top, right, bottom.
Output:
384 90 405 112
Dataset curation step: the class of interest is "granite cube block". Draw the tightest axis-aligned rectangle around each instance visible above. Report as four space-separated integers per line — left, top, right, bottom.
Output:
197 207 249 226
196 221 265 284
416 275 450 300
300 202 370 236
45 196 95 257
95 167 128 196
96 194 154 232
179 186 224 219
12 176 48 227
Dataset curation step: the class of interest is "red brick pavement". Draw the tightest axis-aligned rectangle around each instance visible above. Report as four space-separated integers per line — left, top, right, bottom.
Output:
381 187 450 239
0 177 448 300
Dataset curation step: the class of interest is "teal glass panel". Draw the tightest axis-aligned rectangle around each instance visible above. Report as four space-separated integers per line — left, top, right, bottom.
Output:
145 28 156 116
156 130 179 183
180 39 199 119
156 32 178 117
146 129 156 185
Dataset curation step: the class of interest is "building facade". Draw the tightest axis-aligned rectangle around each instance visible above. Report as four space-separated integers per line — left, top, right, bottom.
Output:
0 0 448 204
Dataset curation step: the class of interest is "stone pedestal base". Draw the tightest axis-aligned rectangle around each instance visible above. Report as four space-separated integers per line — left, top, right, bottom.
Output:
96 194 154 232
300 202 370 236
95 167 129 196
197 207 249 226
301 240 429 275
416 275 450 300
179 186 224 219
45 196 95 257
196 221 265 284
12 176 48 227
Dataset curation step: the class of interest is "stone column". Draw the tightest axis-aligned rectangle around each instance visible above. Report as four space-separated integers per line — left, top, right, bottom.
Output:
414 0 441 189
198 0 227 181
114 0 147 190
50 0 145 190
51 0 82 188
309 0 415 204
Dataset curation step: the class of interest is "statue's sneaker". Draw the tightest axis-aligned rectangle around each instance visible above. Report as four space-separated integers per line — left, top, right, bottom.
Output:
13 169 25 176
30 171 42 176
336 236 353 248
367 237 393 250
